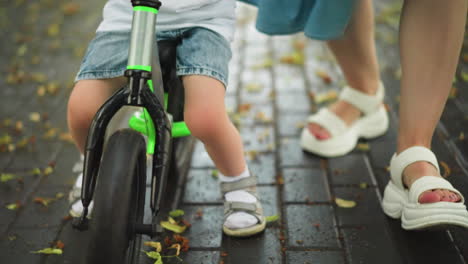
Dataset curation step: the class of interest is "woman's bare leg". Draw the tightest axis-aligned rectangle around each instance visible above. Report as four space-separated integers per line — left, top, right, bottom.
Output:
310 0 381 139
398 0 467 203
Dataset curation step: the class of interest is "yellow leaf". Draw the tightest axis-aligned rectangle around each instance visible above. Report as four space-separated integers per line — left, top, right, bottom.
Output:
359 182 368 189
1 173 17 183
160 221 187 233
245 83 262 93
29 112 41 122
211 169 219 179
31 248 63 255
252 58 273 69
0 134 12 145
314 90 338 104
461 71 468 82
47 24 60 37
6 203 20 210
335 198 356 208
266 215 279 223
43 166 54 176
169 209 185 218
143 241 162 252
170 243 181 256
356 143 370 151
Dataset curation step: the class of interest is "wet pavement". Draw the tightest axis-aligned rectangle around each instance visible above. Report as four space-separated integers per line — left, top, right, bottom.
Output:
1 1 468 264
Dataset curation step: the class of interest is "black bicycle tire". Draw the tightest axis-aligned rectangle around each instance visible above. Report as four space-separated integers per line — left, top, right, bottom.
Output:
86 129 146 264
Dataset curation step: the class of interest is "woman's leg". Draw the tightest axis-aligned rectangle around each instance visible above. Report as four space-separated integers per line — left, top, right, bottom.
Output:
397 0 467 203
310 0 381 139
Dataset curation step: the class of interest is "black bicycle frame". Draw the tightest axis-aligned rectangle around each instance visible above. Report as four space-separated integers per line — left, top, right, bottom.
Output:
73 0 173 234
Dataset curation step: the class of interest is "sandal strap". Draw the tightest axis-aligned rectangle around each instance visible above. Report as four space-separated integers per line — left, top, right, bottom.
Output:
390 146 440 189
339 82 384 115
224 201 264 222
307 108 347 137
409 176 465 203
220 175 258 195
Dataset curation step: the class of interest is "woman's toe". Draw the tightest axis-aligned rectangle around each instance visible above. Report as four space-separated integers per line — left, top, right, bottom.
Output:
418 190 442 203
308 123 330 140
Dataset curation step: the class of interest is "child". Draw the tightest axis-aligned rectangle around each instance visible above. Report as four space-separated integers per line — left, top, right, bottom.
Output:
67 0 266 237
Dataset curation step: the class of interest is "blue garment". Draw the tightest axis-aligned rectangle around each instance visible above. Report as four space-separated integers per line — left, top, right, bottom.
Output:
240 0 356 40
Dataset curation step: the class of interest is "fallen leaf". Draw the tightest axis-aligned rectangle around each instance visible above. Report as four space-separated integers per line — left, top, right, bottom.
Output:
459 132 465 141
314 90 337 104
47 24 60 37
43 166 54 175
144 241 162 252
33 197 54 207
254 112 272 123
0 173 16 183
160 221 187 233
29 112 41 122
266 215 279 223
170 243 181 256
356 143 370 151
6 202 21 210
62 3 80 15
143 250 162 264
59 133 74 143
237 103 252 114
335 198 356 208
359 182 369 189
169 209 185 218
221 251 228 257
31 248 62 255
251 58 273 70
245 83 262 93
280 51 304 65
31 73 47 83
211 169 219 179
315 70 332 84
449 87 458 99
440 161 451 178
54 240 65 249
0 134 12 145
461 71 468 82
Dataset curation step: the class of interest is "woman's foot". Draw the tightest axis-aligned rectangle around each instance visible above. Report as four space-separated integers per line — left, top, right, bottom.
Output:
309 100 362 140
402 161 461 203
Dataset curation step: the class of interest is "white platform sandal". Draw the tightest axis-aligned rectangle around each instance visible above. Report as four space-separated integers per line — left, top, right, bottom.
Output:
300 82 389 157
382 146 468 230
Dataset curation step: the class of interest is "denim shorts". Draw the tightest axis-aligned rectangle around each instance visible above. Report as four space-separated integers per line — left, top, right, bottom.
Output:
75 27 232 87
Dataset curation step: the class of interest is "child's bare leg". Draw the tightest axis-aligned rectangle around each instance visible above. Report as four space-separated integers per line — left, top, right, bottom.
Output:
397 0 466 203
183 75 246 176
67 77 126 153
183 75 259 229
310 0 380 140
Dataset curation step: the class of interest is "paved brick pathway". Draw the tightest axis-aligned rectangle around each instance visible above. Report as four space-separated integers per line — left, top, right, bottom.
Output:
1 1 468 264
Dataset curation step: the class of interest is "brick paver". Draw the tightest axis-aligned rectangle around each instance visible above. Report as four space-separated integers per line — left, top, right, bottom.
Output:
1 1 468 264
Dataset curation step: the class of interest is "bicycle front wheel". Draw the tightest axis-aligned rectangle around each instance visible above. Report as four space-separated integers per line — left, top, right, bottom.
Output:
86 129 146 264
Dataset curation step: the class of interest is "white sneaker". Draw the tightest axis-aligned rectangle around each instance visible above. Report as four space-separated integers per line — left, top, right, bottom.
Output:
68 155 93 218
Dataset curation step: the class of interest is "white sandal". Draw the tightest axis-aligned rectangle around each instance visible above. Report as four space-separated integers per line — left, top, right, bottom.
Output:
382 146 468 230
300 82 389 157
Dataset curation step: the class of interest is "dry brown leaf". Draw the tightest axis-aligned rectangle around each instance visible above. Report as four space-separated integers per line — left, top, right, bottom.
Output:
29 112 41 122
315 70 332 84
62 3 80 15
440 161 451 178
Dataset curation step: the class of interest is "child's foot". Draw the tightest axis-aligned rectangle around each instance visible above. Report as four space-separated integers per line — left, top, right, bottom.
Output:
68 172 94 218
220 173 266 237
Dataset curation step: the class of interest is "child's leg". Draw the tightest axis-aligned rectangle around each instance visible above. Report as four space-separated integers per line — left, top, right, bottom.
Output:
183 75 261 231
67 77 126 216
67 77 127 153
183 75 246 176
